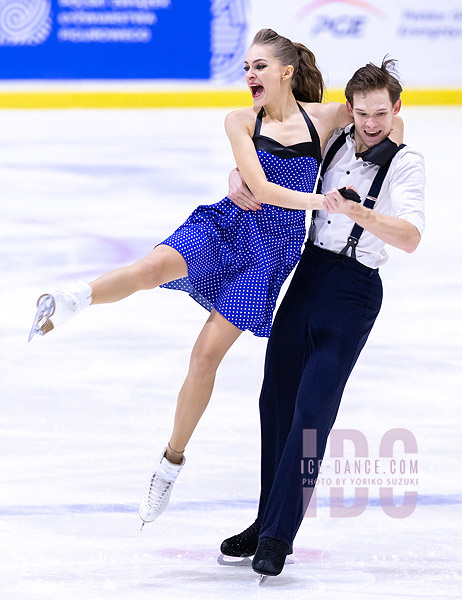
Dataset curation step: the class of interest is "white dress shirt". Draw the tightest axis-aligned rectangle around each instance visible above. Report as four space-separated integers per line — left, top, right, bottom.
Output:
310 125 426 269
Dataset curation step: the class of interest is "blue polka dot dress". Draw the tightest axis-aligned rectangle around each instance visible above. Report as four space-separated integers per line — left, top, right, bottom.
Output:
160 103 322 337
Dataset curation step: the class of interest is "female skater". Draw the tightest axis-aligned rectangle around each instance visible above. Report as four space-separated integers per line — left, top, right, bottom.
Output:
29 29 402 528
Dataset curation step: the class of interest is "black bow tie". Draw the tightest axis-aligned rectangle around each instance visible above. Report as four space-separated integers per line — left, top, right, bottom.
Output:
355 138 400 167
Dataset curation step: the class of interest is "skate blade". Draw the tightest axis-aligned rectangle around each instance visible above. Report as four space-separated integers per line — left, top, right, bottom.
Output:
28 294 55 342
259 575 268 586
217 554 253 567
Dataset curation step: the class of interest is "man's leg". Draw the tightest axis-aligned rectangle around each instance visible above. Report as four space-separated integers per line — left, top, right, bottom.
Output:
258 248 383 545
220 247 317 557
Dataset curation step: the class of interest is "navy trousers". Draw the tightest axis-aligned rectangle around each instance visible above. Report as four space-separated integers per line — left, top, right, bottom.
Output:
256 242 383 545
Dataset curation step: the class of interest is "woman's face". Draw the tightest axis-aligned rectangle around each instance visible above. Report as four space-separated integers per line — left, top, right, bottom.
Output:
244 44 289 106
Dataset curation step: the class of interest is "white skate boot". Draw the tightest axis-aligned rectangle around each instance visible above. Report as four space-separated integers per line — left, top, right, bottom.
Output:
28 281 92 342
139 448 185 528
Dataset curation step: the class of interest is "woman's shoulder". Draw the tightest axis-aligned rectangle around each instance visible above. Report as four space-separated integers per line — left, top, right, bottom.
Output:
225 107 259 135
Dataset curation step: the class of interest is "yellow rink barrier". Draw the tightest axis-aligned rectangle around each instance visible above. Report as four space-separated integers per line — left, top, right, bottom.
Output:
0 88 461 109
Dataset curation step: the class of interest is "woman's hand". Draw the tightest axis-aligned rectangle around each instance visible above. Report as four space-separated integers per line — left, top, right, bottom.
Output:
322 186 360 214
228 168 262 211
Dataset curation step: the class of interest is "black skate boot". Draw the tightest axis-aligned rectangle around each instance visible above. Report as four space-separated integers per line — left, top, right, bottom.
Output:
252 536 291 576
220 522 260 557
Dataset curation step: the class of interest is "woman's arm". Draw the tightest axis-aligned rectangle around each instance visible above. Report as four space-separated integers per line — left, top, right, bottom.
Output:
389 114 404 145
224 110 324 211
330 102 353 129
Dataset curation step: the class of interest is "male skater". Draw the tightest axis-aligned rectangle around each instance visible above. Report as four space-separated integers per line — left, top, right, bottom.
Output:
221 59 425 576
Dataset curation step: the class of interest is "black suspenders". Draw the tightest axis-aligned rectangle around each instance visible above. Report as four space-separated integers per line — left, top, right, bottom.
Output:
308 132 348 241
339 153 402 259
311 132 405 260
315 131 348 195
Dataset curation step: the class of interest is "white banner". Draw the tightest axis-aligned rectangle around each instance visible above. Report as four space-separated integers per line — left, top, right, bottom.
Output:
247 0 462 88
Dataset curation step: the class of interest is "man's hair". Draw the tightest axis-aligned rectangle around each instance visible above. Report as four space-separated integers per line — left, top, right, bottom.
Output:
345 58 403 106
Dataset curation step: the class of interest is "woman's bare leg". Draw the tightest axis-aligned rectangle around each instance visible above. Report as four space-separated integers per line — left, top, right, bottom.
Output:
90 244 187 304
166 309 243 462
138 310 242 525
28 244 188 340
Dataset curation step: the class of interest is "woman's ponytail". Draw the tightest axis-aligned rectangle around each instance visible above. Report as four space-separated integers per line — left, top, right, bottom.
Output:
292 43 324 103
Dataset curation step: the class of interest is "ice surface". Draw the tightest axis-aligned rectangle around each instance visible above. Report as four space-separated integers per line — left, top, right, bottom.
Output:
0 106 460 599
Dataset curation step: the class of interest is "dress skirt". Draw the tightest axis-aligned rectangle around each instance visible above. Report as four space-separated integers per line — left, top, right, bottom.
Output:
160 197 306 338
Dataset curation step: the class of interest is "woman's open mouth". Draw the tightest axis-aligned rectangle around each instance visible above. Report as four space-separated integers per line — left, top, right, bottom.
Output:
250 84 264 99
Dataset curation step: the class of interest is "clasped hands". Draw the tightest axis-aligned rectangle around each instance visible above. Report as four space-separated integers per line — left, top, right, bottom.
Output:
228 168 360 214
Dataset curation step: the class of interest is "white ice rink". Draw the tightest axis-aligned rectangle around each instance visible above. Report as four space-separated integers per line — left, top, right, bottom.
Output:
0 106 461 599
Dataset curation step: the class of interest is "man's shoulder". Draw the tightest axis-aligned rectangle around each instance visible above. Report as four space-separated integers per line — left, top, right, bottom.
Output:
392 145 425 169
384 146 426 193
398 145 424 158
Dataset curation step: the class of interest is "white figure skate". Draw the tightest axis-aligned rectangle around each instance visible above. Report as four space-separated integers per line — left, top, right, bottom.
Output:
139 448 185 529
28 281 92 342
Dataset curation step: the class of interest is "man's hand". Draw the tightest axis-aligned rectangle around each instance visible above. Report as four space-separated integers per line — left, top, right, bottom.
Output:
228 168 262 211
322 186 360 215
323 185 421 253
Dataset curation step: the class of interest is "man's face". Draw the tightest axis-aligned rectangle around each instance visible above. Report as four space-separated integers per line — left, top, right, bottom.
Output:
347 88 401 150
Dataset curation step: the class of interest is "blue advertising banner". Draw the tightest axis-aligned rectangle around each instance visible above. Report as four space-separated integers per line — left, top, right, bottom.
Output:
0 0 212 79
